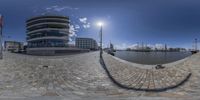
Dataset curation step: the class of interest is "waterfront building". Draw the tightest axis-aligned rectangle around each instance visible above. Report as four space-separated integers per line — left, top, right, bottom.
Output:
4 41 23 52
75 37 98 50
26 15 71 55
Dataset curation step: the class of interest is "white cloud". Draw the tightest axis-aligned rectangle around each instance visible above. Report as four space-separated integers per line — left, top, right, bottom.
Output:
79 17 87 24
75 25 80 29
98 43 106 48
69 24 77 37
83 23 90 29
45 5 79 12
54 7 66 12
155 43 164 49
115 43 129 50
128 44 138 49
79 17 91 29
33 5 79 17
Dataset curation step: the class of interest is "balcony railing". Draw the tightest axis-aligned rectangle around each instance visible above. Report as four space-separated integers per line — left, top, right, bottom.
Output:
27 16 69 23
27 28 69 35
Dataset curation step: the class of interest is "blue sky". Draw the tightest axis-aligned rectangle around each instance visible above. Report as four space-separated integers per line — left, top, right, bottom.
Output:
1 0 200 49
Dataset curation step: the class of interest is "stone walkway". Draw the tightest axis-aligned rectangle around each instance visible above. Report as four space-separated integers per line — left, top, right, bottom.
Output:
0 52 136 97
102 53 191 91
0 51 199 99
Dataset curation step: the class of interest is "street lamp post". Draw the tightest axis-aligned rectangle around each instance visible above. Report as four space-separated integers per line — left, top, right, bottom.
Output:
100 25 103 57
98 22 103 57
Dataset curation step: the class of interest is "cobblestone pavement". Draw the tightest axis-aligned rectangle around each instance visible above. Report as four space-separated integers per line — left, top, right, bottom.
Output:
0 51 199 99
103 53 191 91
102 52 200 98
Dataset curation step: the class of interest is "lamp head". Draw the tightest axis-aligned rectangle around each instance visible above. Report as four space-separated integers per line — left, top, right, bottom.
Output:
97 22 104 27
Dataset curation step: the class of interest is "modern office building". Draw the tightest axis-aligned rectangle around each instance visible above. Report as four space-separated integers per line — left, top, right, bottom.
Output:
75 37 98 50
4 41 23 52
26 15 70 55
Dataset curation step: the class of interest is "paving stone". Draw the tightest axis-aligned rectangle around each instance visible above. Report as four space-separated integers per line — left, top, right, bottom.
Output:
103 53 192 91
0 51 197 99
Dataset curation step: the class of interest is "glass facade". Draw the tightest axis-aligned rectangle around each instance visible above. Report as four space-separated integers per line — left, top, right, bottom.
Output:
75 38 98 50
28 39 68 48
27 30 67 40
27 24 69 32
26 16 70 48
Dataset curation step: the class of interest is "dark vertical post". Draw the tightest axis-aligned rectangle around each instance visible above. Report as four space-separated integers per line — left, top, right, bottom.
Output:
195 38 198 51
100 25 103 57
141 42 144 51
165 44 167 52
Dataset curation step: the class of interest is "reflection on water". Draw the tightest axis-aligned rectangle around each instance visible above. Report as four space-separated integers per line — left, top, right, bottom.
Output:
114 51 192 65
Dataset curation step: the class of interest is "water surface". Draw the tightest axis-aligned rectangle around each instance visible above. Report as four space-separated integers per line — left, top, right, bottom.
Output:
114 51 191 65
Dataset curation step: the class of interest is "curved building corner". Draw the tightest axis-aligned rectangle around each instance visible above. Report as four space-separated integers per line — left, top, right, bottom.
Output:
26 15 71 55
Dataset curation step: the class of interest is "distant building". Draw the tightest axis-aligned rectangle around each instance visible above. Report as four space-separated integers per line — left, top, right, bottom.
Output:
75 37 98 50
26 15 71 55
4 41 23 52
165 44 168 51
